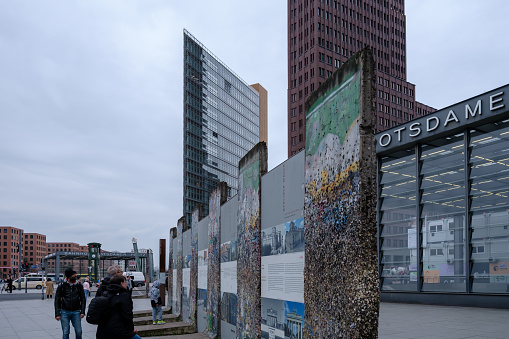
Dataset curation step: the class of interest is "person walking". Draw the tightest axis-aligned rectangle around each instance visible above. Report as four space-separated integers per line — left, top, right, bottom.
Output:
126 275 133 297
54 268 86 339
6 275 13 293
149 281 165 325
46 278 54 299
96 274 142 339
83 279 90 301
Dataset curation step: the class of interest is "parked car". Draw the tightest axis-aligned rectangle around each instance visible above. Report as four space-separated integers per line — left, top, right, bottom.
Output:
13 276 45 289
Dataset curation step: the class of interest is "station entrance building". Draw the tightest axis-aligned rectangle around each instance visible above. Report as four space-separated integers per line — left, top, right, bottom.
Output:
376 84 509 307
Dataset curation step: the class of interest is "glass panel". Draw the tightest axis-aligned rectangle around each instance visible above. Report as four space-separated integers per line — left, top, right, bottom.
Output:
420 137 466 292
379 151 417 291
470 121 509 293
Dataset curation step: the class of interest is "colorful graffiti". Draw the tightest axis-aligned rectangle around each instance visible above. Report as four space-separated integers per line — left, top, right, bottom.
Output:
189 206 201 325
304 51 379 337
207 185 222 336
176 218 184 316
236 143 267 339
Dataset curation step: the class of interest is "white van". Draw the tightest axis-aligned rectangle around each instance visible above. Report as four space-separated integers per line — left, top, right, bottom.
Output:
124 271 145 287
13 276 45 289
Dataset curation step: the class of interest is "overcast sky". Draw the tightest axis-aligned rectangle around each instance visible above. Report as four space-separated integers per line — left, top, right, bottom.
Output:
1 1 508 269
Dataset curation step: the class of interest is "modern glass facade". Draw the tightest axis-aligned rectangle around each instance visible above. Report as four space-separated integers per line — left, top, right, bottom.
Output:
183 30 261 226
377 84 509 305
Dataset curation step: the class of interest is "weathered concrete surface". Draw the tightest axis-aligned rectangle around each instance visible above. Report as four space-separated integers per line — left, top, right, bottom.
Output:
236 142 267 339
176 217 187 316
206 182 227 337
303 48 379 338
168 227 177 312
189 205 203 328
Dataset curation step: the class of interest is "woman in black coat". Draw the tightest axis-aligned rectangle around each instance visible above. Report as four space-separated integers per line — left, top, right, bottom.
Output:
96 275 142 339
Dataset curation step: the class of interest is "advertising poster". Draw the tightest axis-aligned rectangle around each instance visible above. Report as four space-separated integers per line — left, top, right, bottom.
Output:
261 217 304 339
197 247 208 332
221 240 237 338
490 261 509 283
182 253 191 321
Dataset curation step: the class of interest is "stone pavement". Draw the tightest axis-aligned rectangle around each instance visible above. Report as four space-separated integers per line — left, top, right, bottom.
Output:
1 295 509 338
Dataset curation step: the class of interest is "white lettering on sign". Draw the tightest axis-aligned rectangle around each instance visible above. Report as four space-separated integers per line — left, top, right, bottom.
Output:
377 91 507 149
394 127 406 141
427 116 439 132
409 123 421 137
491 92 505 110
465 100 482 119
379 133 391 147
444 110 459 127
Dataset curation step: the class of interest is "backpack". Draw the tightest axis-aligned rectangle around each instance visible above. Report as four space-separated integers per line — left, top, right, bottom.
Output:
86 293 113 325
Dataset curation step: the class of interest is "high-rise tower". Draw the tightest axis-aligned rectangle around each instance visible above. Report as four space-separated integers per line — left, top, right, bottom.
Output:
287 0 435 156
183 29 267 225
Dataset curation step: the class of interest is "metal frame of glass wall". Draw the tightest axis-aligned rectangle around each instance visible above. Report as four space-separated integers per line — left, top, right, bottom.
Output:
377 84 509 307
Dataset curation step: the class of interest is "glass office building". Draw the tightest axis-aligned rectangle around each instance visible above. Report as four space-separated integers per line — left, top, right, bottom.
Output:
376 84 509 307
183 29 266 226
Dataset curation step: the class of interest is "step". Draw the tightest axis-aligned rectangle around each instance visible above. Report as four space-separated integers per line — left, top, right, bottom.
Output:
142 334 209 339
135 321 195 337
133 313 179 326
133 307 172 318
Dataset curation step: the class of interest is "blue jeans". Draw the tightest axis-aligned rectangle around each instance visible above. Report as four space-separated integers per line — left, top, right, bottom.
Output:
84 290 89 300
152 305 162 322
131 335 142 339
60 309 82 339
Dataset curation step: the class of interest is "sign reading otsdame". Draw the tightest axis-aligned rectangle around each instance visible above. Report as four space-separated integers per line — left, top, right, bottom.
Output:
376 84 508 154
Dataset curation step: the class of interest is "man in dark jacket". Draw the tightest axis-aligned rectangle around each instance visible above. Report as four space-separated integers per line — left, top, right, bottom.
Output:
55 268 86 339
96 274 142 339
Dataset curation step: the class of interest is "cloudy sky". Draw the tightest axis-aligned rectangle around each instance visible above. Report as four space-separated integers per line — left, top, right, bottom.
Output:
1 1 508 268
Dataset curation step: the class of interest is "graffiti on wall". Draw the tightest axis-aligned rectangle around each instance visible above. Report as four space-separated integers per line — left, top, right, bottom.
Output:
237 150 262 339
207 186 221 336
189 207 201 324
176 218 184 315
304 50 379 338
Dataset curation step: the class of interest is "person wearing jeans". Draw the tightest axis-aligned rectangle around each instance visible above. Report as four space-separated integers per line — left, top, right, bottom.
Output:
149 280 164 324
83 279 90 301
60 309 83 339
55 268 86 339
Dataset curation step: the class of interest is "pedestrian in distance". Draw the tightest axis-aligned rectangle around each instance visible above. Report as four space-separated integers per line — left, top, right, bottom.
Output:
149 280 165 325
7 275 13 293
126 275 133 298
46 278 54 299
54 268 86 339
96 264 123 297
83 278 90 301
96 274 142 339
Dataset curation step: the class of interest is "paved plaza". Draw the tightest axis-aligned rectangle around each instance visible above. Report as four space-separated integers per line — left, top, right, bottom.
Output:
1 289 509 338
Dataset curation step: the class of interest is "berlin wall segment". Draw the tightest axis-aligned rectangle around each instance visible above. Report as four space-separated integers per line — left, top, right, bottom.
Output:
176 217 187 316
168 227 176 312
304 48 379 338
182 218 193 323
189 204 203 328
236 142 268 339
207 182 227 337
